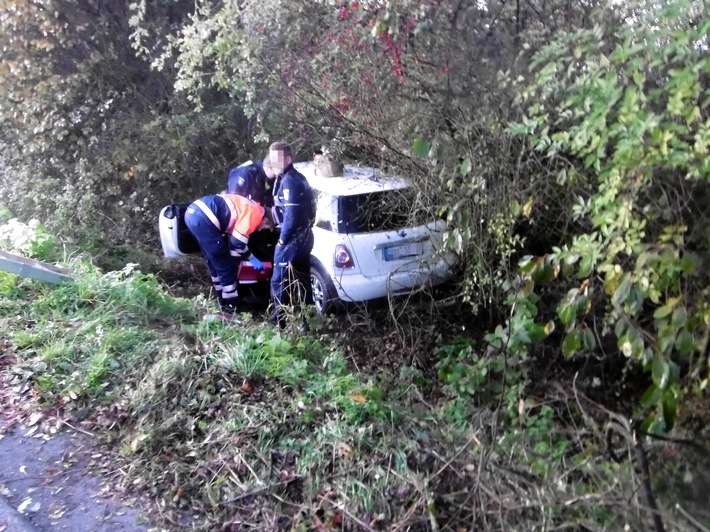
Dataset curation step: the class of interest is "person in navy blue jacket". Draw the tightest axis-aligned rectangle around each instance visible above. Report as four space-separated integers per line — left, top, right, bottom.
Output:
184 193 272 314
226 159 275 208
265 141 315 326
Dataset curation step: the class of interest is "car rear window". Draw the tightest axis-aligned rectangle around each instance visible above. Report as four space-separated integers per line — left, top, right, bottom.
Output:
336 189 423 233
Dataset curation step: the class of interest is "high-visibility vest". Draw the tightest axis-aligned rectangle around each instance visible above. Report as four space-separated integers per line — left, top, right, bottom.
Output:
193 193 264 244
220 193 264 244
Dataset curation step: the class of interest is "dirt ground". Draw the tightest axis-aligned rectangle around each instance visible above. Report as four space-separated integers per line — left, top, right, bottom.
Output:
0 421 151 532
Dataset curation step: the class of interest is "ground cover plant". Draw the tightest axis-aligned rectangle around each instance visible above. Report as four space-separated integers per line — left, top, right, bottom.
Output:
2 221 709 531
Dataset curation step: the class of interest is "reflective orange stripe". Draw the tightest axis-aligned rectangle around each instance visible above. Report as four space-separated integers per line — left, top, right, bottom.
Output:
219 194 264 239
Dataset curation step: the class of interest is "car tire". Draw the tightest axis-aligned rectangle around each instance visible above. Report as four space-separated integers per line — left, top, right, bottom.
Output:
310 264 338 314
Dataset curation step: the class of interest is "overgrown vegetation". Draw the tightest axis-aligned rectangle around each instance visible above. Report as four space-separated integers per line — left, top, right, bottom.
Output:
2 216 709 531
2 0 710 529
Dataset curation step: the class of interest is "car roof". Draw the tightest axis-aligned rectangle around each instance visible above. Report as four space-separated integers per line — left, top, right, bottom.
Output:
294 161 410 197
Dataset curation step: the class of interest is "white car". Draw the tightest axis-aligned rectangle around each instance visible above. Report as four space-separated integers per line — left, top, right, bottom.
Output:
297 161 457 313
158 163 457 313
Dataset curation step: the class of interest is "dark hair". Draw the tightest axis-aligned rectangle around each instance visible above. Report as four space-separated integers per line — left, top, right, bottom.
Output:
268 141 292 157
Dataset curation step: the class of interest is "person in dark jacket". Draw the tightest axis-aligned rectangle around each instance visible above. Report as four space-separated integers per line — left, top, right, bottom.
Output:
265 141 315 326
226 160 276 208
227 158 281 265
184 193 271 313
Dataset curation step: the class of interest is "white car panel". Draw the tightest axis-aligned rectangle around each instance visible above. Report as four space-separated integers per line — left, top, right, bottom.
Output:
297 161 457 309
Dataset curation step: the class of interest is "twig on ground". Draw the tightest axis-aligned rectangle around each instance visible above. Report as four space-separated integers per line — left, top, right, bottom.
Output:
319 495 376 531
675 503 710 532
431 432 481 480
55 417 95 437
386 469 430 532
268 491 305 510
632 425 665 532
234 450 263 485
221 475 301 504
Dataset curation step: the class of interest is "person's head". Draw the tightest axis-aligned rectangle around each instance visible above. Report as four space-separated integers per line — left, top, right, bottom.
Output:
263 141 292 178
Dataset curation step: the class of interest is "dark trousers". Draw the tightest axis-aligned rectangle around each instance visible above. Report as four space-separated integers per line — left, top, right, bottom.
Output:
270 232 314 324
184 204 238 301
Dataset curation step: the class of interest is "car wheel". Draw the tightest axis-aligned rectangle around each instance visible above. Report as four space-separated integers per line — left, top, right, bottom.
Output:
310 265 338 314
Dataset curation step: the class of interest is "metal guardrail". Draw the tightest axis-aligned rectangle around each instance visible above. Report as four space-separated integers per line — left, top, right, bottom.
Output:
0 250 74 284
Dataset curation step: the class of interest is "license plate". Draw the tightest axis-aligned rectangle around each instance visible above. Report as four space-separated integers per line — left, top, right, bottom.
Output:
383 242 422 261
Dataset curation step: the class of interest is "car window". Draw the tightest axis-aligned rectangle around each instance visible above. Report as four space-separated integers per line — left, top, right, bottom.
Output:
336 188 424 233
314 190 335 231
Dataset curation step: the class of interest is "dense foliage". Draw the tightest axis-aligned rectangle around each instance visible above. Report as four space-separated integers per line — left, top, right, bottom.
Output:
0 0 252 249
507 1 710 431
1 0 710 528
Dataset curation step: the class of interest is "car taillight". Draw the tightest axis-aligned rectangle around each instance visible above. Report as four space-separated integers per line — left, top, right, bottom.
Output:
334 244 354 269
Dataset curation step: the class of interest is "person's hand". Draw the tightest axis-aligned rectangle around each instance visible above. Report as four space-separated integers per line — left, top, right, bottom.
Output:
248 256 265 271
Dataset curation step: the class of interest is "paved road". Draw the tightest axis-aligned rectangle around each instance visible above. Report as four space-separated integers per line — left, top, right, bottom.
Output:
0 423 149 531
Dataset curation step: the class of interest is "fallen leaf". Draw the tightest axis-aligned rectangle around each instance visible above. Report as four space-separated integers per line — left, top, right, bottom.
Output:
240 379 254 395
48 502 67 520
348 392 367 404
336 442 353 457
27 411 43 426
17 498 32 513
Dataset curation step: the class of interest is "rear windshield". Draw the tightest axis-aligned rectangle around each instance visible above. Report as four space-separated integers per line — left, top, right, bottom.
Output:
336 189 424 233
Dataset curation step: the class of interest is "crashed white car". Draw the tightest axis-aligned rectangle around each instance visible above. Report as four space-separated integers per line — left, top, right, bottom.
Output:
298 161 457 313
158 162 457 313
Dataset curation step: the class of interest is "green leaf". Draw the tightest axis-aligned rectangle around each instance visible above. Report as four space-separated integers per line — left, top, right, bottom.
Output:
612 278 632 307
575 294 590 315
658 325 677 355
671 306 687 328
675 329 694 355
618 328 644 358
528 323 547 343
640 383 661 408
581 327 596 350
578 255 595 278
412 138 431 158
653 305 673 319
662 391 677 430
519 255 538 274
557 302 576 329
532 261 553 284
678 254 697 273
652 354 670 389
562 330 581 357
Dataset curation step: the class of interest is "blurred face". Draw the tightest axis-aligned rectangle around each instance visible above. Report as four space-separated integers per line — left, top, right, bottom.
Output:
263 163 277 179
266 149 291 177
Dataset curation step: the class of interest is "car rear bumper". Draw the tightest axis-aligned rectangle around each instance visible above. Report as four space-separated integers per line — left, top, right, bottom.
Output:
329 254 457 303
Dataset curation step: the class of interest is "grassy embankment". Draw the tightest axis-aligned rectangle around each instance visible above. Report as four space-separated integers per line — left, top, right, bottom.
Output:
1 220 708 531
